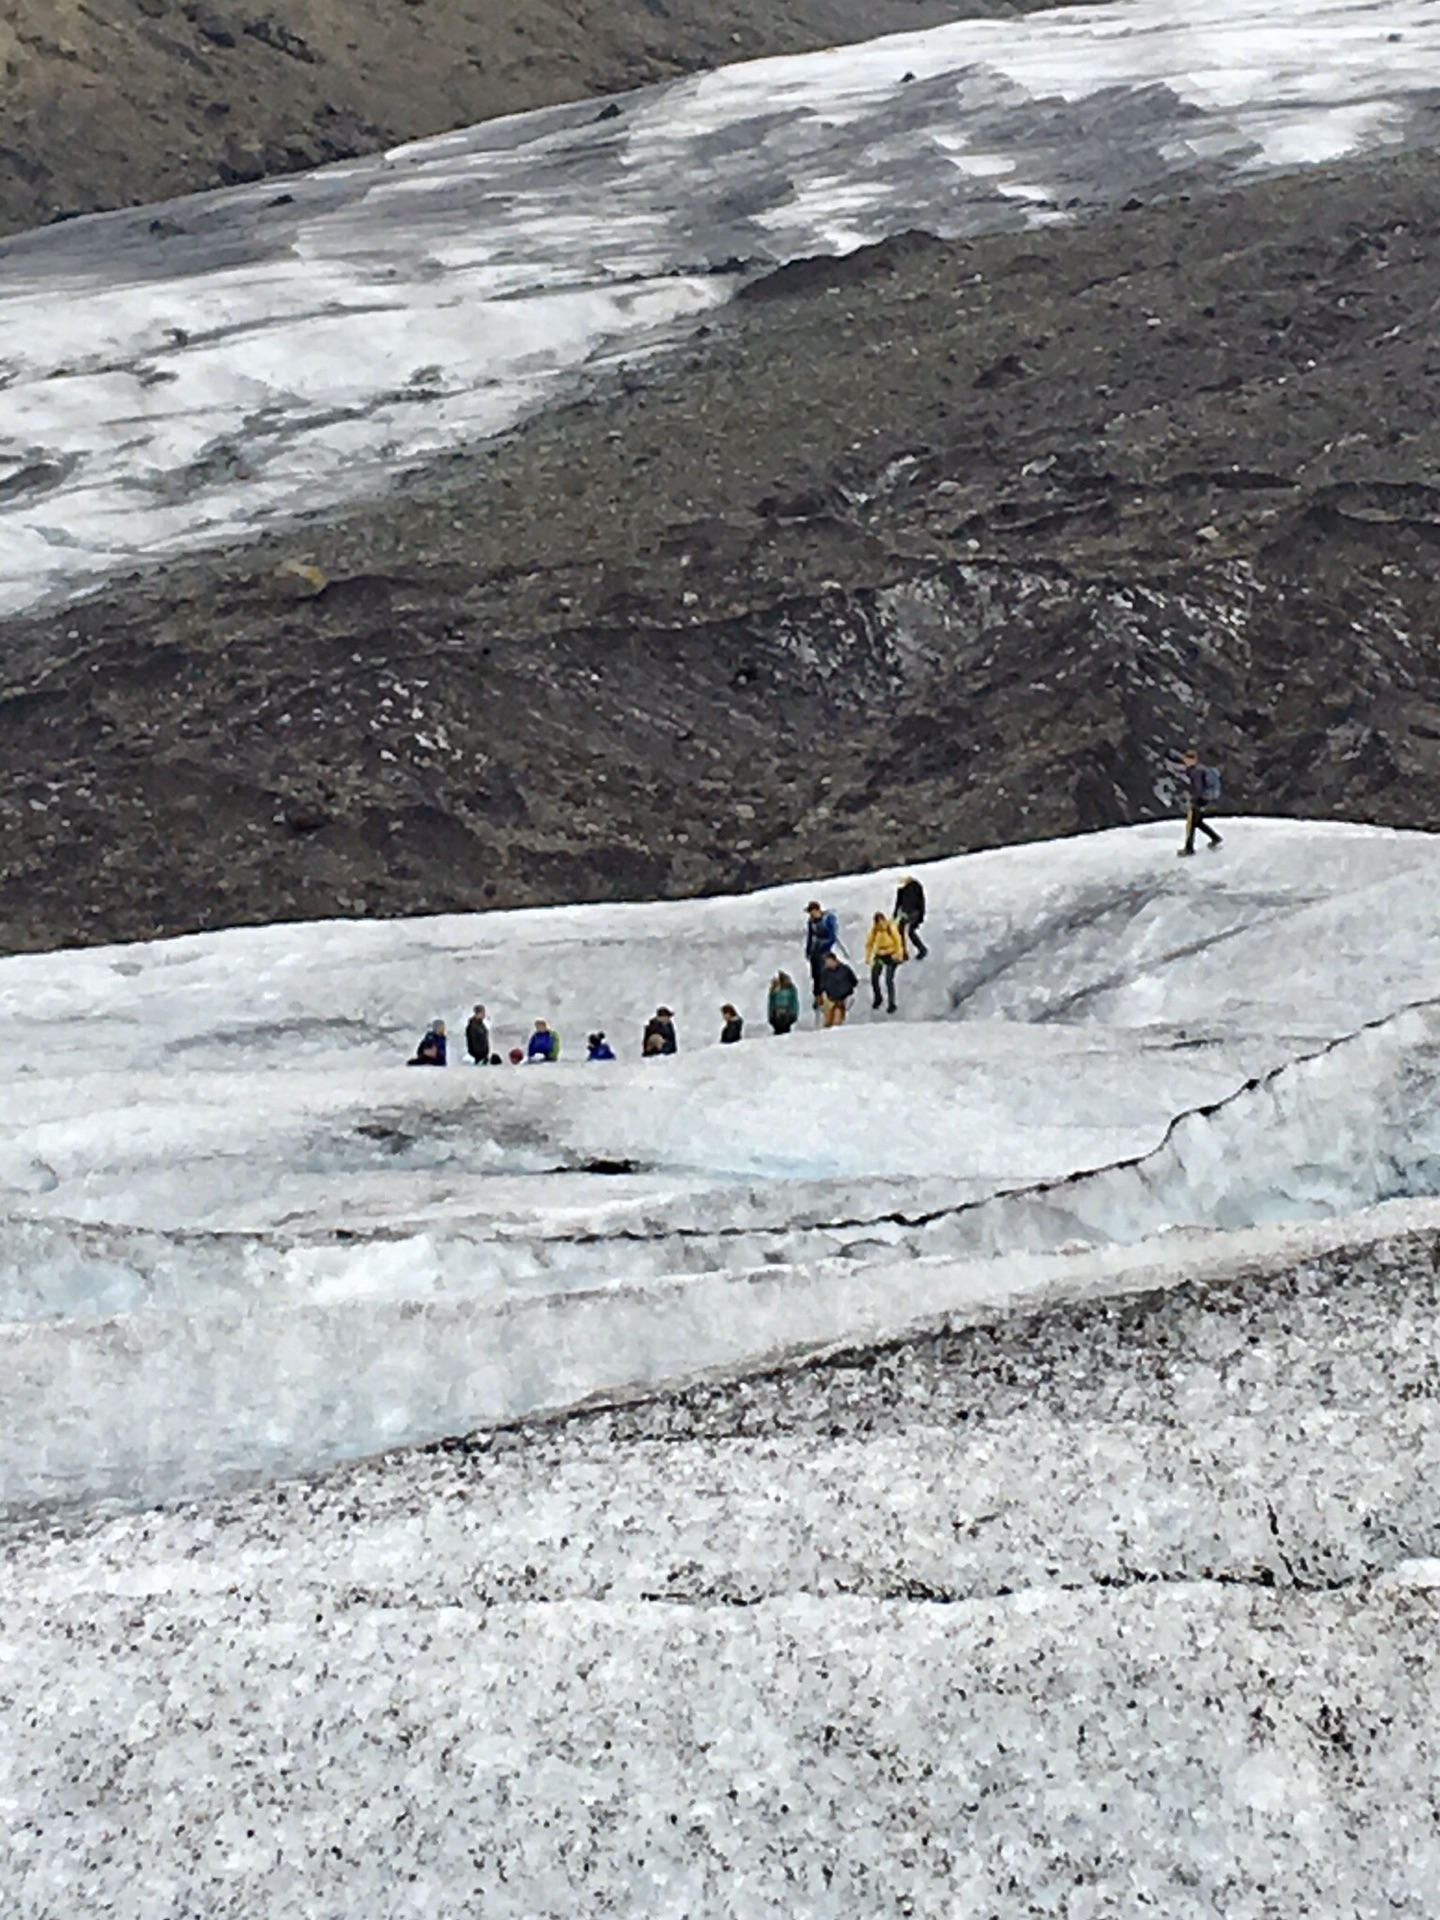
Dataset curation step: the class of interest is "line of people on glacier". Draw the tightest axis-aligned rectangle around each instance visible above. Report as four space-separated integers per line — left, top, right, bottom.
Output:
407 874 931 1064
405 744 1223 1064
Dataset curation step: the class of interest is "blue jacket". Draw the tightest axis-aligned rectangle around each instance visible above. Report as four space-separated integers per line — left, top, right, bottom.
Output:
409 1028 446 1066
805 910 839 962
527 1029 559 1062
587 1041 616 1061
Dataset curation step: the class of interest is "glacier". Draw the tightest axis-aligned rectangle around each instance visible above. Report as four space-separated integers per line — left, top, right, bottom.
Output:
7 818 1440 1910
1 0 1438 614
5 814 1440 1518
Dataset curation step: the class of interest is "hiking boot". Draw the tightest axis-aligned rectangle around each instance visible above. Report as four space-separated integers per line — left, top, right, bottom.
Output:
1177 847 1195 857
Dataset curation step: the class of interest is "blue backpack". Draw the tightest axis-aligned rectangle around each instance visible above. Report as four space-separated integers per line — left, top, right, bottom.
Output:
1200 766 1222 804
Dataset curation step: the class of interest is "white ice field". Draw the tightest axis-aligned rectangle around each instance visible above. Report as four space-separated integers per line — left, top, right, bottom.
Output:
7 819 1440 1914
2 814 1438 1519
1 0 1438 614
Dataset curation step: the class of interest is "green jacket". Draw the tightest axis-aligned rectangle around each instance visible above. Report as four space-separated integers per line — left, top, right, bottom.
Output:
767 980 801 1024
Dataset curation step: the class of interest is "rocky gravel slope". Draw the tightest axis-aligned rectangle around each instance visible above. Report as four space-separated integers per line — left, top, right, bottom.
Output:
0 0 1046 237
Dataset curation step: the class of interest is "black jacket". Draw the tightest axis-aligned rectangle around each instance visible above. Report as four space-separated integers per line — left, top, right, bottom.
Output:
895 879 926 924
643 1018 678 1055
465 1017 490 1063
820 960 858 1002
720 1016 743 1044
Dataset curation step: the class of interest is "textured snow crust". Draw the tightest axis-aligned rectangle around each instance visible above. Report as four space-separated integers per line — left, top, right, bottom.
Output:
1 0 1438 612
5 1230 1440 1916
6 818 1440 1516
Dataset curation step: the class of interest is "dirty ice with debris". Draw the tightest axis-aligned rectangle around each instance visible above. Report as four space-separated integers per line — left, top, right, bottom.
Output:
6 820 1440 1912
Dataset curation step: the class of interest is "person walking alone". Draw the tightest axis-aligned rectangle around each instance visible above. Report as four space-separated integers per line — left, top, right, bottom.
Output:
865 910 906 1014
818 950 858 1028
767 971 801 1035
1176 750 1223 856
804 901 841 1012
893 875 928 960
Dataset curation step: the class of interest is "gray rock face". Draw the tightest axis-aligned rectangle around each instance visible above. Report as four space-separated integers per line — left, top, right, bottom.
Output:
4 1230 1440 1914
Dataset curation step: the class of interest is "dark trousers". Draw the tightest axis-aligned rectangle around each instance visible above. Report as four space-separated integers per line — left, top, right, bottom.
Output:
899 914 927 958
809 954 829 1005
1183 804 1222 852
871 958 898 1010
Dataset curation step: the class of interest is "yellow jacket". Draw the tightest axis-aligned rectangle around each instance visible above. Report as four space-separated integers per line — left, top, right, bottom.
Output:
865 916 906 965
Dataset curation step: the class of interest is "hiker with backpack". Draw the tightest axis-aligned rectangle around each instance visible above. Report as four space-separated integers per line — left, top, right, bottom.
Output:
1177 750 1223 856
893 875 928 959
804 901 841 1011
865 910 906 1014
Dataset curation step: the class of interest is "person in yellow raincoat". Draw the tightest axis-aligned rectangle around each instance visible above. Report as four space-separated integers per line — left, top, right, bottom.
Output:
864 910 907 1015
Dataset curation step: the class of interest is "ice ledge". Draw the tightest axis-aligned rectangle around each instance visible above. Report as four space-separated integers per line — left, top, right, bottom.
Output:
8 1197 1440 1523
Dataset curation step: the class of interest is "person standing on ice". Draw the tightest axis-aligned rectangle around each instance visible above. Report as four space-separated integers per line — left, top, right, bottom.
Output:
865 910 906 1014
527 1019 561 1062
767 971 801 1035
465 1004 490 1065
1176 749 1223 856
819 950 858 1028
409 1019 447 1066
893 875 928 959
643 1007 678 1056
804 900 841 1010
720 1005 744 1044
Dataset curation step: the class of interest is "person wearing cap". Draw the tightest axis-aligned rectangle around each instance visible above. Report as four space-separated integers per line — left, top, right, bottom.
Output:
804 900 841 1009
643 1007 678 1056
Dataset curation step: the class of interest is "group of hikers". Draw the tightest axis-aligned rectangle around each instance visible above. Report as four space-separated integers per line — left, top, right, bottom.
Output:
408 752 1226 1066
407 873 931 1065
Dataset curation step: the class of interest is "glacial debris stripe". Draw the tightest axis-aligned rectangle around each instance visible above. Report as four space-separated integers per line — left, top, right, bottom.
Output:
3 818 1440 1517
0 0 1437 612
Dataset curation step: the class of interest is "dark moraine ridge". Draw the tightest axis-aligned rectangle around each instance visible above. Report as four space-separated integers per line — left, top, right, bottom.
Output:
5 148 1440 951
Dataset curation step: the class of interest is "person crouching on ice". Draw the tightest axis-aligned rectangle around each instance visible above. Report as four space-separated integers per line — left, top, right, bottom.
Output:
1176 749 1223 856
586 1031 616 1061
865 909 906 1015
720 1005 744 1044
643 1007 678 1056
819 951 858 1028
527 1019 561 1062
409 1020 447 1066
